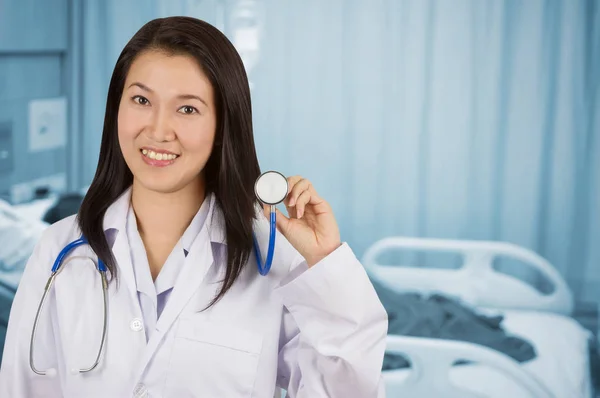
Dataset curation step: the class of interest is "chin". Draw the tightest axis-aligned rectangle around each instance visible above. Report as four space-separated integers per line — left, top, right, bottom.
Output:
135 175 186 194
134 170 203 195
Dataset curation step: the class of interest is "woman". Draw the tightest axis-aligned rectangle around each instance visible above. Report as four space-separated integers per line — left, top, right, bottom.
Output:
0 16 387 397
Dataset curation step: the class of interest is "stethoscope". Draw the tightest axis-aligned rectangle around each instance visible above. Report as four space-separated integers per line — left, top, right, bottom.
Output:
29 170 289 376
252 170 288 275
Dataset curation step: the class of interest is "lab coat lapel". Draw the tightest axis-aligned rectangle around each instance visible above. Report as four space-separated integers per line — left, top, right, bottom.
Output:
153 225 214 337
135 230 214 377
153 194 225 336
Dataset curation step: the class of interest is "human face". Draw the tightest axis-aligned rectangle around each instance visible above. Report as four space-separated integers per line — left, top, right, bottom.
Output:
118 49 217 195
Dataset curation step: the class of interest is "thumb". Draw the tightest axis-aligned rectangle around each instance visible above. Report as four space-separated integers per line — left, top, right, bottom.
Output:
274 207 291 235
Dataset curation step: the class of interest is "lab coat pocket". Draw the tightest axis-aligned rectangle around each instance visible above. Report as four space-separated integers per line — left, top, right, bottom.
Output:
164 316 263 397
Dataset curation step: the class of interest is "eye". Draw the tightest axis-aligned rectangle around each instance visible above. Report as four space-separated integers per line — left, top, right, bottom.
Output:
132 95 149 106
178 105 198 115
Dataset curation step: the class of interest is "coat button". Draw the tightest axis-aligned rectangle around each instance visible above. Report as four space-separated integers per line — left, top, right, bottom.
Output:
130 318 143 332
133 383 147 397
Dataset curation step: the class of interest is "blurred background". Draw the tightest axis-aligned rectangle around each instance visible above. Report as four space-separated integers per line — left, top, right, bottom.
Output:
0 0 598 397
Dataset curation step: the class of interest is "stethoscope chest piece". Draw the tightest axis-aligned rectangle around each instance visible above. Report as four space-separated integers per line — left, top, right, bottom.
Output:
254 170 288 206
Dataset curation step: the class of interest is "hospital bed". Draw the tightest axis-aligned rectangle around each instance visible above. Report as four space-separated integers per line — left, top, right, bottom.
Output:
362 236 595 398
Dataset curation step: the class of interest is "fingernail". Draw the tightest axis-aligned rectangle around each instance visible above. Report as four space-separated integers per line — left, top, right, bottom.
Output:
297 209 303 219
289 198 295 206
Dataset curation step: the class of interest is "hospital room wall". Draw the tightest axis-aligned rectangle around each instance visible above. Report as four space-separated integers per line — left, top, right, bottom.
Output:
75 0 600 303
0 0 71 203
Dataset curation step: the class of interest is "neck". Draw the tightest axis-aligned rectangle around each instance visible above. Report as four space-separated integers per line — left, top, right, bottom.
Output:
130 178 206 243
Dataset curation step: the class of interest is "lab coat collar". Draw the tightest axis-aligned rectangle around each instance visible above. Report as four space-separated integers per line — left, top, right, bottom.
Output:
204 193 227 246
102 186 132 237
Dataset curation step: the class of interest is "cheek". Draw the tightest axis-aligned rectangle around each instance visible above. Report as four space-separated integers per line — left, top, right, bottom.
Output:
179 120 217 156
117 107 141 141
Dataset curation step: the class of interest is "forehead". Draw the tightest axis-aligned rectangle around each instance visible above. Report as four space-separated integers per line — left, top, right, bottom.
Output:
125 50 213 97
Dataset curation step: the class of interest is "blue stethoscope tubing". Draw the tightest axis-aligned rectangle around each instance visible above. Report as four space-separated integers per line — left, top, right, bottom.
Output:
30 235 109 376
252 206 276 276
51 235 107 273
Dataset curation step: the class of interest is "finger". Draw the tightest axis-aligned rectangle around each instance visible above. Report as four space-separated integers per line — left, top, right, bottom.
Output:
286 175 304 189
274 208 291 235
284 175 304 206
287 178 311 207
295 190 311 219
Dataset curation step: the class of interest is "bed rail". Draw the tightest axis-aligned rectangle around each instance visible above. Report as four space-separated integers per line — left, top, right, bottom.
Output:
384 334 554 398
362 236 573 315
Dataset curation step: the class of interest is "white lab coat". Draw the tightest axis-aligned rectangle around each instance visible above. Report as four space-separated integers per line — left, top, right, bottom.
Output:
0 187 388 397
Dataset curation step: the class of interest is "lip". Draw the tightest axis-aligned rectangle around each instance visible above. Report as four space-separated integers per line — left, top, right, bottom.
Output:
140 148 179 168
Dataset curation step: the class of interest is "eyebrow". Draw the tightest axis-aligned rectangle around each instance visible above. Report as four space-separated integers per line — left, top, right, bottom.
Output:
128 82 208 107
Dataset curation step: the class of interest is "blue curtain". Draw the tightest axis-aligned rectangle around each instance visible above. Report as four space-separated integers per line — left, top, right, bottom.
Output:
79 0 600 302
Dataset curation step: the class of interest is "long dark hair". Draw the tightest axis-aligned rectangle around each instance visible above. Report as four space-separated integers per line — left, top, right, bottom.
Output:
77 16 261 308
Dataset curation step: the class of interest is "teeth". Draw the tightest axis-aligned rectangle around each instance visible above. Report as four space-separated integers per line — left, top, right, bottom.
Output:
141 149 178 161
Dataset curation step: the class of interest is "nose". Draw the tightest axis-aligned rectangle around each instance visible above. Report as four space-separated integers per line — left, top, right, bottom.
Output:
147 108 176 142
